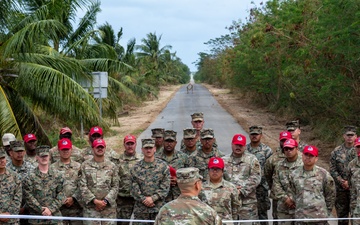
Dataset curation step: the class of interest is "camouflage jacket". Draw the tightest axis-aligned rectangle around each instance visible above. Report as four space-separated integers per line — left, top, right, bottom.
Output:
0 169 22 224
24 154 37 167
289 165 335 219
154 195 222 225
79 158 119 208
180 147 198 157
118 152 142 197
272 153 303 214
22 167 65 224
6 160 35 181
246 142 273 189
330 143 354 191
347 157 360 216
298 140 307 153
155 149 189 202
264 147 286 194
49 145 84 164
223 153 261 205
200 179 241 220
190 148 225 181
130 158 170 213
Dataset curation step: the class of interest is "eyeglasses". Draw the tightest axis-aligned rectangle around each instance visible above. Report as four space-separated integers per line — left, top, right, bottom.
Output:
283 147 295 152
209 168 223 172
202 138 213 142
193 121 203 123
346 134 355 137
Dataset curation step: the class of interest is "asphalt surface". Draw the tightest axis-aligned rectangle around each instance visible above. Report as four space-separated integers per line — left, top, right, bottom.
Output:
136 83 249 153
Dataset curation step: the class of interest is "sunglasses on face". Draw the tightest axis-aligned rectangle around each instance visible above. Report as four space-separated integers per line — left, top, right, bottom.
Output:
283 147 295 152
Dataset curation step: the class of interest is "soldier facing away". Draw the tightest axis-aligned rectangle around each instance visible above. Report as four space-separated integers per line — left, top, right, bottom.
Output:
154 167 222 225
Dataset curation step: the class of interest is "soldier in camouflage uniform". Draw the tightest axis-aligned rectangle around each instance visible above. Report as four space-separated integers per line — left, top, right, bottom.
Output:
22 145 65 225
151 128 164 152
49 139 83 225
117 135 142 225
223 133 261 224
330 125 357 225
82 126 120 164
286 120 307 152
200 157 241 222
272 139 303 225
79 139 119 225
49 127 83 164
264 131 292 225
246 126 272 225
0 148 22 225
190 128 225 181
130 138 170 224
154 167 222 225
23 134 38 167
180 128 198 156
2 133 16 159
289 146 335 224
348 137 360 225
155 130 189 202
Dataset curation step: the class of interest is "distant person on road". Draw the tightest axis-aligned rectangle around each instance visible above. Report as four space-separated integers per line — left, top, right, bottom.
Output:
155 130 189 202
154 167 222 225
246 126 272 225
264 131 292 225
330 125 357 225
49 127 83 164
130 138 170 225
117 134 142 225
289 145 335 224
200 157 241 222
180 128 198 156
272 139 303 225
79 139 119 225
151 128 165 152
50 138 83 225
286 120 307 152
223 133 261 224
23 133 38 167
190 128 225 181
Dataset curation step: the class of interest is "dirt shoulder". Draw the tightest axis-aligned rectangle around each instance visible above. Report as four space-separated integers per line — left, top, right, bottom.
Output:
106 83 330 169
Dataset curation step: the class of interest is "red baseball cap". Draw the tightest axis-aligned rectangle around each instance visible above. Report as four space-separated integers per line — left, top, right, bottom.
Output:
279 131 292 141
169 166 177 177
283 139 298 148
58 138 72 150
92 139 106 148
303 145 318 157
89 126 103 136
124 135 136 144
232 134 246 146
24 134 37 143
355 137 360 147
60 127 72 135
208 157 224 169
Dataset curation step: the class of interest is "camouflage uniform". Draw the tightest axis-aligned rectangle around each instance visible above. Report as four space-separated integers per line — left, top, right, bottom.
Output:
24 154 37 167
272 153 303 225
154 167 222 225
79 158 119 225
151 128 165 153
246 140 273 224
23 158 65 224
200 178 241 221
0 149 22 225
347 157 360 225
180 128 198 157
329 143 354 225
289 165 335 223
117 152 142 225
49 145 83 164
264 147 286 225
223 152 261 222
50 160 83 225
130 157 170 224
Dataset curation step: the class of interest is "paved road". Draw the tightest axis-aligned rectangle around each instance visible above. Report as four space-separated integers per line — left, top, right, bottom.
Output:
136 83 249 154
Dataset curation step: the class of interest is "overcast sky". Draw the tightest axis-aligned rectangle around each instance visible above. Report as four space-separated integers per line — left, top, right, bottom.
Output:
89 0 264 72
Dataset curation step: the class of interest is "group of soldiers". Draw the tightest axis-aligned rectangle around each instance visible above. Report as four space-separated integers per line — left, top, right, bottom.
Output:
1 112 360 225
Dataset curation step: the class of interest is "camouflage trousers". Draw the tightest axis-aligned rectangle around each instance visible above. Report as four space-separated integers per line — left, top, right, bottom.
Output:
116 197 135 225
335 190 350 225
60 203 83 225
256 186 271 225
236 203 259 225
83 206 116 225
272 199 279 225
295 222 329 225
277 212 295 225
132 212 157 225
